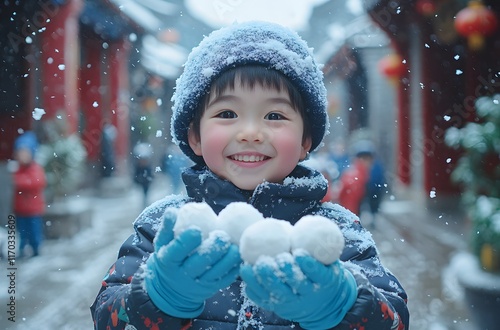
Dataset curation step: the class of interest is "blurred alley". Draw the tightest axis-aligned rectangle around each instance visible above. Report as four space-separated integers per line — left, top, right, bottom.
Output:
1 1 499 329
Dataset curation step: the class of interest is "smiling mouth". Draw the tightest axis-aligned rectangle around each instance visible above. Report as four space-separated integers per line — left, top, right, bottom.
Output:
230 155 269 162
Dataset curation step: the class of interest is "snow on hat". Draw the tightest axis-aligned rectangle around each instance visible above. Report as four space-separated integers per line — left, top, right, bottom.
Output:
171 21 329 165
351 139 375 157
14 131 38 156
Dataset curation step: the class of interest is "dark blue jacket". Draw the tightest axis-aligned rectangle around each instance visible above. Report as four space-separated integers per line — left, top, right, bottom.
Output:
91 165 409 329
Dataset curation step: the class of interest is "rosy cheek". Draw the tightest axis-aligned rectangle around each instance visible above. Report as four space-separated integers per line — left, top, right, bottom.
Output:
199 127 229 164
202 129 227 150
275 133 302 154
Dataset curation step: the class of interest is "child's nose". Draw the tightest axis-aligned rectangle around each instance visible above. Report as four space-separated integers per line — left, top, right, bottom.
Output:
236 122 265 142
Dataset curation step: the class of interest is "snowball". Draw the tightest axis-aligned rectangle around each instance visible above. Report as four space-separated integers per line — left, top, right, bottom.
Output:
217 202 264 244
198 230 231 254
240 218 291 264
290 215 344 265
173 202 218 239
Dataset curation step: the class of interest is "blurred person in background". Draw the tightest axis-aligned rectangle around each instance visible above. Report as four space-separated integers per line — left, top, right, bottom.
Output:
333 139 375 217
132 142 154 208
12 131 46 257
101 121 117 177
364 153 387 228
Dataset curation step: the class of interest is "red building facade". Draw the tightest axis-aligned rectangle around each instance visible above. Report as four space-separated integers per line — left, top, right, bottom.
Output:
367 0 500 199
0 0 140 180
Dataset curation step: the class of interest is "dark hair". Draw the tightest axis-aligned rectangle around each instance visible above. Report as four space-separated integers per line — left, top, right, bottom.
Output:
191 65 310 142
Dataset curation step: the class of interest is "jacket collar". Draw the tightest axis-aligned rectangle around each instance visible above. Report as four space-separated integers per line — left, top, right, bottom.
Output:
182 164 328 224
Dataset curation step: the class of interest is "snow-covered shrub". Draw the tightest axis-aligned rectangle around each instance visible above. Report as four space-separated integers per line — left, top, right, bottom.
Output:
445 94 500 273
36 133 87 202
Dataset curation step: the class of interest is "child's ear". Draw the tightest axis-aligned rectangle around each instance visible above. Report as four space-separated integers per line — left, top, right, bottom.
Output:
300 137 312 160
187 123 202 156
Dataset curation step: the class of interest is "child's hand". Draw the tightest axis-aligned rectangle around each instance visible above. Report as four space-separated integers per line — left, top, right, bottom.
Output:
240 254 357 329
144 208 241 318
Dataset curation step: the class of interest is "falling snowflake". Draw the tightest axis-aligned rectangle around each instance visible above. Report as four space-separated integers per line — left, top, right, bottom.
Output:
32 108 46 120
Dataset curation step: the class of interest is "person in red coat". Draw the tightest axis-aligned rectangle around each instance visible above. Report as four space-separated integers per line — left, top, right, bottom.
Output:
12 131 46 257
334 140 375 216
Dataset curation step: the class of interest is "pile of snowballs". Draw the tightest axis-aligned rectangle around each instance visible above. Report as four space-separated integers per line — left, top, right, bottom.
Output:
173 202 345 265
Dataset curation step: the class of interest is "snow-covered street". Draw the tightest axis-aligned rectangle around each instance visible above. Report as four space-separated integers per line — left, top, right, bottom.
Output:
372 200 472 330
0 177 173 330
1 179 473 330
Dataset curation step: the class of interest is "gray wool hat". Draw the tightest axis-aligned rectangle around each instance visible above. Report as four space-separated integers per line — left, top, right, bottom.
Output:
171 21 329 165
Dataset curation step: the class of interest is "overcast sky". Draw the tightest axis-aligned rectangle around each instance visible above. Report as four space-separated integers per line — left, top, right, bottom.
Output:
184 0 332 30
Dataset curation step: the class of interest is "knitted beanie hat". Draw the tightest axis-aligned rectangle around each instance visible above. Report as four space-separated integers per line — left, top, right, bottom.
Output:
14 131 38 157
171 21 329 165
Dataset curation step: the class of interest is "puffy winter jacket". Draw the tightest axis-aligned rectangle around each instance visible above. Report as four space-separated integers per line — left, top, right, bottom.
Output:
336 159 370 216
91 165 409 329
13 162 46 216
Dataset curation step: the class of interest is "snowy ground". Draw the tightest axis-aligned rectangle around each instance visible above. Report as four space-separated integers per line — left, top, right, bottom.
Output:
0 176 174 330
371 200 473 330
0 177 474 330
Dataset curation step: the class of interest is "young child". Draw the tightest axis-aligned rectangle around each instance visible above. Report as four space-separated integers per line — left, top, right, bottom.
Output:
91 21 409 329
334 140 376 217
12 131 46 257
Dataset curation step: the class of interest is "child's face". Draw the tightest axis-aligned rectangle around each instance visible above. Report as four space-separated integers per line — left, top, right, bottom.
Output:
15 148 33 165
188 80 311 190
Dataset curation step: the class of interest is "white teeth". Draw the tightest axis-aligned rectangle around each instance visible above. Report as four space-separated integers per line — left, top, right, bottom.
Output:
232 155 265 162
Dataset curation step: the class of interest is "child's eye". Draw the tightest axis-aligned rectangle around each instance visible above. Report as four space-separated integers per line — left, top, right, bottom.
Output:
265 112 284 120
216 110 237 119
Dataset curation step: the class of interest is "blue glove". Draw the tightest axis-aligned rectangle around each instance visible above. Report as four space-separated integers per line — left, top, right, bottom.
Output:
240 254 357 329
144 208 241 318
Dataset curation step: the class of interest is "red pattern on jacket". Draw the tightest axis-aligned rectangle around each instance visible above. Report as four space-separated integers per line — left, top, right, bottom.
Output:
13 162 46 216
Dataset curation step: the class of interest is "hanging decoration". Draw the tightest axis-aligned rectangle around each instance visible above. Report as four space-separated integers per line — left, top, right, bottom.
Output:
416 0 437 17
454 0 498 51
378 53 407 86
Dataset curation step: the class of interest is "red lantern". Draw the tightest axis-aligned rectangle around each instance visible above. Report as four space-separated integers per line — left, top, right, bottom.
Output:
378 54 406 85
454 0 498 51
416 0 437 17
